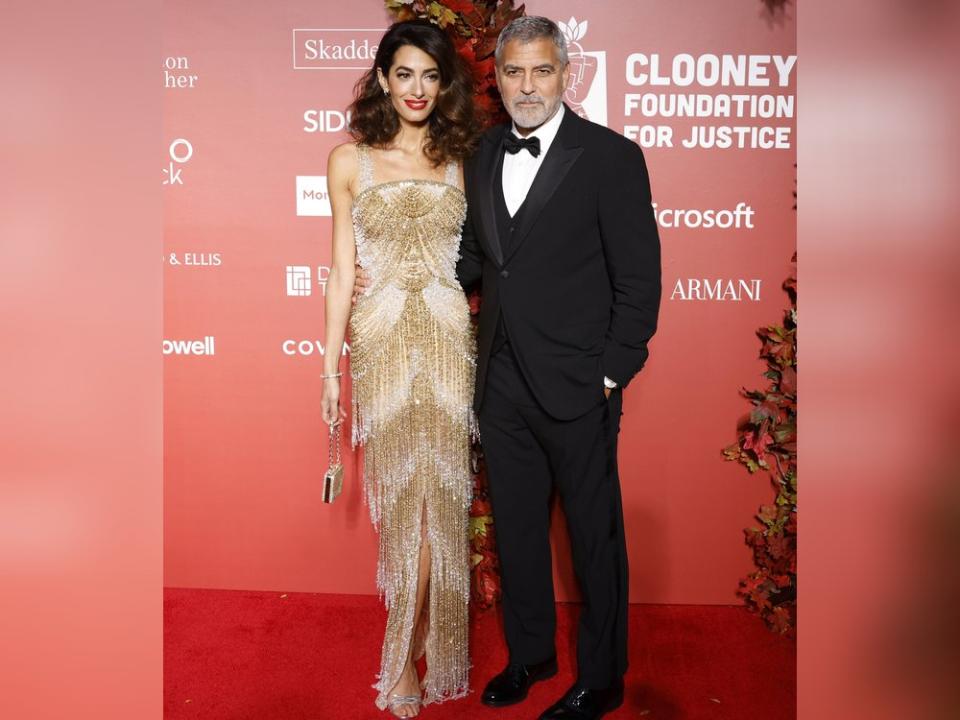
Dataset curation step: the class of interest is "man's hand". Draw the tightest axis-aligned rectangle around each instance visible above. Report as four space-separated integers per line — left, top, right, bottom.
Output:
603 376 617 399
353 263 370 304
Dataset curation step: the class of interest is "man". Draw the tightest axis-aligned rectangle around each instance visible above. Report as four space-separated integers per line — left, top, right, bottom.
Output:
455 16 661 720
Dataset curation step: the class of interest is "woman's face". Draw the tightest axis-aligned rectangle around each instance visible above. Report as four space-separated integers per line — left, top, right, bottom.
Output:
378 44 441 124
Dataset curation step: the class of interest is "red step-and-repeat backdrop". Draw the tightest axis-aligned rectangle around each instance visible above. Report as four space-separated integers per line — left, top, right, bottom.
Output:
163 0 796 603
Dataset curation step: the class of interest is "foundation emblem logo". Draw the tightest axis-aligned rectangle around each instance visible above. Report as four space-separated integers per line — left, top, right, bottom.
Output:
560 17 607 128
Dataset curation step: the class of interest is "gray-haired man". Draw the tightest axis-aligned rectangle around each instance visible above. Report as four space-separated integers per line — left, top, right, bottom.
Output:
456 16 662 720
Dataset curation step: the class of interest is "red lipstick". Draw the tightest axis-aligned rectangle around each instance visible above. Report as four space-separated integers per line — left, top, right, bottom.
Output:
404 99 428 110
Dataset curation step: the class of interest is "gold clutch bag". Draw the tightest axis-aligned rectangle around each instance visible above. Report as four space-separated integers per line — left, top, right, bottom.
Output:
322 423 343 503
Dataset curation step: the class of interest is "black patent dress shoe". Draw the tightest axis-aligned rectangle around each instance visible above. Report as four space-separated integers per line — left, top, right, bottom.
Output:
538 679 625 720
480 655 558 707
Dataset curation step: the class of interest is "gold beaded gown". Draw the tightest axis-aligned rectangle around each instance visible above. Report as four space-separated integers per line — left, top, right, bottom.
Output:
348 143 476 710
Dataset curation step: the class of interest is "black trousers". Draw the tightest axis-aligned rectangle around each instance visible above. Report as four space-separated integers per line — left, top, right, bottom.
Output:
478 342 629 688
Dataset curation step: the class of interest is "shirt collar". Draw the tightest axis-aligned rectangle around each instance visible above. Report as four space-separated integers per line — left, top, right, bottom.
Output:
509 103 565 157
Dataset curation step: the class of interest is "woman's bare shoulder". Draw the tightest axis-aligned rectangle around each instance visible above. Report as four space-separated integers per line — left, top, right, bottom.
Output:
327 142 360 187
328 141 359 169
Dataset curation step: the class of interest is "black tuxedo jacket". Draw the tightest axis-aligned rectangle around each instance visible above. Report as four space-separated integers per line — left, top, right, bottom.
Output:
456 105 661 421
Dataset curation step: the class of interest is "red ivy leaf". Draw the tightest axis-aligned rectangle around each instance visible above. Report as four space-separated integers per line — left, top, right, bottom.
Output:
442 0 478 13
757 505 778 523
780 366 796 397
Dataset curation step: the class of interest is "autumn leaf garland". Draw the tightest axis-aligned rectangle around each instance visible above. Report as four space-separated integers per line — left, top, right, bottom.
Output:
724 253 797 636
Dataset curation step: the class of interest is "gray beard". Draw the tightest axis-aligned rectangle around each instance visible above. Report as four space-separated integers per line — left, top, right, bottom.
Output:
509 96 562 131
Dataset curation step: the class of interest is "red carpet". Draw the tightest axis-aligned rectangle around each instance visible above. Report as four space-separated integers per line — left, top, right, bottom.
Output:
164 589 795 719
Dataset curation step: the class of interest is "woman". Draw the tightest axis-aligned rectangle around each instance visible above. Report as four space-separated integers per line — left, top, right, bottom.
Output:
320 19 480 718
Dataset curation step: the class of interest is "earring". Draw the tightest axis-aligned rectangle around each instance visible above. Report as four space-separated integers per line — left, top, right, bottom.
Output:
382 87 389 96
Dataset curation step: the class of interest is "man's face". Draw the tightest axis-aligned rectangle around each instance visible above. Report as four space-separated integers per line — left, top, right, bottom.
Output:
496 37 569 130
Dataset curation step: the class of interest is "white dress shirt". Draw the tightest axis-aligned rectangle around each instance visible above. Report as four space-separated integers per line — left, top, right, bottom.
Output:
501 103 565 217
501 104 619 390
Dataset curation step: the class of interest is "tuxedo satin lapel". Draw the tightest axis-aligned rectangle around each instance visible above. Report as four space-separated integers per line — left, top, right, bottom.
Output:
472 128 506 266
502 108 583 265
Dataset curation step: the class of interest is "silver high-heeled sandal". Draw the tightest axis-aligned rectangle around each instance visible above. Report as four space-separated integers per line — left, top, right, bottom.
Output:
387 693 422 717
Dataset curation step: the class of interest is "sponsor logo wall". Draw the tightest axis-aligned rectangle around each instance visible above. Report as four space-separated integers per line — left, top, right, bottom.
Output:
163 0 796 604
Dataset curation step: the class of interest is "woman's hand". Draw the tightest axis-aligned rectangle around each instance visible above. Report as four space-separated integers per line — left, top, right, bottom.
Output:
353 262 371 304
321 377 346 426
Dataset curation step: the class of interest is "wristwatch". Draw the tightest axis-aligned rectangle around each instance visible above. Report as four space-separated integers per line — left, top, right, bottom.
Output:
603 376 618 389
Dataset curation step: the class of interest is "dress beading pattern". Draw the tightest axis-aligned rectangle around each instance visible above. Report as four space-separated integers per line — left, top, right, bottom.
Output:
349 143 477 709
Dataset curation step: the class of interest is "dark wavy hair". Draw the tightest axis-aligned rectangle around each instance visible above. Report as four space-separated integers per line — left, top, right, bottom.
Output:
348 19 481 166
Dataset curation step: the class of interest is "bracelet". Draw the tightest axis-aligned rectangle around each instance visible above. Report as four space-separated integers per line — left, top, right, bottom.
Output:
320 372 342 379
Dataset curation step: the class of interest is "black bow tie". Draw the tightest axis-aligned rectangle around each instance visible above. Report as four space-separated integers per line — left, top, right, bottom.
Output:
503 134 541 157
